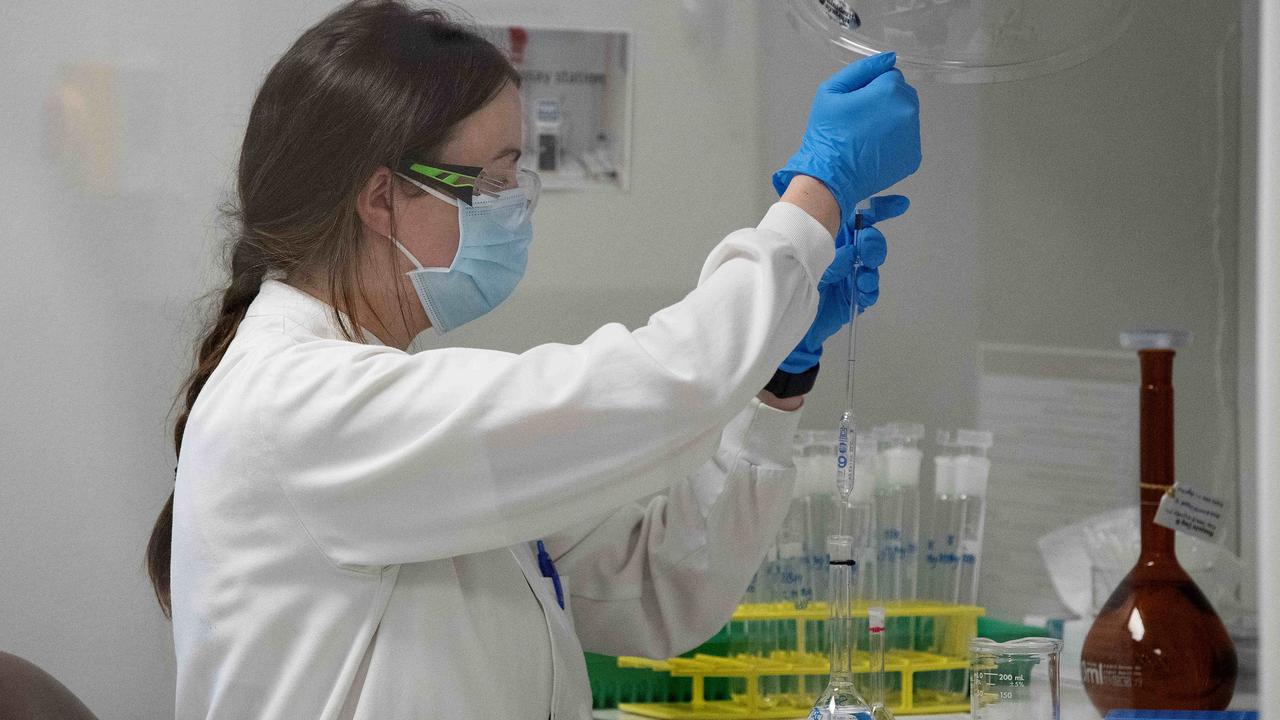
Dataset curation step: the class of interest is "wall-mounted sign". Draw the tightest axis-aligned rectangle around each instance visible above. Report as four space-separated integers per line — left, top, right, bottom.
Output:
488 26 631 191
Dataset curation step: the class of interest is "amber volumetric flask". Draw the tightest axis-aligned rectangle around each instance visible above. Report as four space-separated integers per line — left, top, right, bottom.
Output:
1080 329 1236 713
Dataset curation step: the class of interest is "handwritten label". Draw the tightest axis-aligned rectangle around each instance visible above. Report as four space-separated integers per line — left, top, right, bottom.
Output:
1153 484 1225 542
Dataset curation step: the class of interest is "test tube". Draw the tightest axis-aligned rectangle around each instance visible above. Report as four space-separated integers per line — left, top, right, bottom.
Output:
778 499 812 609
794 431 837 603
929 430 993 605
916 431 971 700
850 432 879 601
808 491 833 606
777 499 811 705
868 607 890 719
873 423 925 603
951 430 992 606
794 431 837 700
931 430 993 700
760 542 782 707
928 435 962 603
734 566 765 703
805 489 833 700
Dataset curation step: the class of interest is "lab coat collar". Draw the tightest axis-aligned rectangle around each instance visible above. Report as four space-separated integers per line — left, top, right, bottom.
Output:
248 279 385 346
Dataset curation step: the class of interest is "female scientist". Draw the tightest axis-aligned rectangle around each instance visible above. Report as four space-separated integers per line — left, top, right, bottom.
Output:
144 1 920 718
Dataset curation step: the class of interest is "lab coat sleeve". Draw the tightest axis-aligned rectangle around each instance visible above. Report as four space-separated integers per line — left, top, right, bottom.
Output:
252 203 833 568
544 396 802 659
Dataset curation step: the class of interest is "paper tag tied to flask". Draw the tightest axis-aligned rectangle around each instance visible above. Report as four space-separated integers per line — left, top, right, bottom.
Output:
1153 484 1226 542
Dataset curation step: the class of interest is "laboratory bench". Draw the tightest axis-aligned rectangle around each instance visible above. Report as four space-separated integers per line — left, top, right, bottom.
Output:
594 685 1261 720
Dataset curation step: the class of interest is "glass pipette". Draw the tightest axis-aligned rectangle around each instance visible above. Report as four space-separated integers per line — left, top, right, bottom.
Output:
834 211 865 533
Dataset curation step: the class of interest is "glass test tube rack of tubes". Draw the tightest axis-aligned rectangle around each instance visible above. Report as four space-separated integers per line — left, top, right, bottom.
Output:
614 425 991 718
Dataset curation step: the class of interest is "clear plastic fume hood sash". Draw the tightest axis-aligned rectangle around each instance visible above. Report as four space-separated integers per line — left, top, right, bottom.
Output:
788 0 1137 84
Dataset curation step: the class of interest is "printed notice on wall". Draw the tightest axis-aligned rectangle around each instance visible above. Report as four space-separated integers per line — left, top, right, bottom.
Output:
486 26 631 191
975 343 1138 619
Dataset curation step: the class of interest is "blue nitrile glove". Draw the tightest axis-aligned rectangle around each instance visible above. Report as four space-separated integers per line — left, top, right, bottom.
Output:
772 52 921 221
779 195 909 374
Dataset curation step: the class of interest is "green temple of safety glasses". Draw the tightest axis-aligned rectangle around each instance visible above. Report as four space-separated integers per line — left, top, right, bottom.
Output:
395 160 510 206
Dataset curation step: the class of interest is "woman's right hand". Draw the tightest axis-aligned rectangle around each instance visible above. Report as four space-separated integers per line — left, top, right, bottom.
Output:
777 194 908 375
772 52 922 221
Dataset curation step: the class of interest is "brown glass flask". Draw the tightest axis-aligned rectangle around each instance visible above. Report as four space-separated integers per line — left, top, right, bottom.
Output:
1080 329 1236 713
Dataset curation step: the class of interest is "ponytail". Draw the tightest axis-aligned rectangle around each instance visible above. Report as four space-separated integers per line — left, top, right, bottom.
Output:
146 244 267 617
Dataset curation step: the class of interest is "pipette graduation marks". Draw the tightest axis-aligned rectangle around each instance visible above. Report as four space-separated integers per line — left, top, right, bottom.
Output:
834 212 866 525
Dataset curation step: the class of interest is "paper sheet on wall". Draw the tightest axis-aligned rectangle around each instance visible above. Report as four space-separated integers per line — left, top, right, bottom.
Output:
975 343 1138 619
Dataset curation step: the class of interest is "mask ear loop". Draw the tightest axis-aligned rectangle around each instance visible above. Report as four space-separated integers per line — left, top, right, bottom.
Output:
385 178 424 271
390 237 426 271
380 175 418 348
388 172 461 273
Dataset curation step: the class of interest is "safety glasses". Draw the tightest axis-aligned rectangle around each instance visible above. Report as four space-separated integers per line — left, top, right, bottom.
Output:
395 160 541 230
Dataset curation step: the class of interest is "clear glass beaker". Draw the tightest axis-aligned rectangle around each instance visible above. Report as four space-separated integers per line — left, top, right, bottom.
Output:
970 637 1061 720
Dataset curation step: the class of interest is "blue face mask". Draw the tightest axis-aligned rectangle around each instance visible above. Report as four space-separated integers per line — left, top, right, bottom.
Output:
392 190 533 334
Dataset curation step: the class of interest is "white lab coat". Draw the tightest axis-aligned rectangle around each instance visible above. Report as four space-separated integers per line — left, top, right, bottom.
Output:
170 202 834 719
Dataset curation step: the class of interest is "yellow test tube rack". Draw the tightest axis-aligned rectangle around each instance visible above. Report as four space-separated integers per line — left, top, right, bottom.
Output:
616 601 983 718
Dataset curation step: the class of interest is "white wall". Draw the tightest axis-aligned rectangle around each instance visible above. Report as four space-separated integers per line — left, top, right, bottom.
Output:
758 3 984 440
433 0 772 352
0 1 766 717
1 1 286 716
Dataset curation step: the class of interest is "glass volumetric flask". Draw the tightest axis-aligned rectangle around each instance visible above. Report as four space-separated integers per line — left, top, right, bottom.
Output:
1079 329 1237 713
970 637 1061 720
809 536 874 720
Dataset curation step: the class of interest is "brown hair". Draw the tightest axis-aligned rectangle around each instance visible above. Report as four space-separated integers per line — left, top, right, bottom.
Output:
146 0 518 617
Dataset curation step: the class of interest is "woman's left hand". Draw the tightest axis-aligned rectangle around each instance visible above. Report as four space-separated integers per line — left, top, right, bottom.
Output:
778 194 909 375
